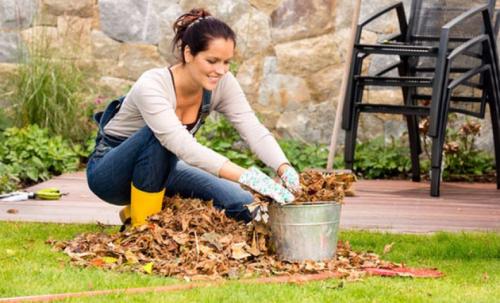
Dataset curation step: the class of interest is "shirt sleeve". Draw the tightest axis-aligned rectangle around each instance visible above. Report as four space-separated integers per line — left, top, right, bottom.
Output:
213 73 290 172
130 76 229 176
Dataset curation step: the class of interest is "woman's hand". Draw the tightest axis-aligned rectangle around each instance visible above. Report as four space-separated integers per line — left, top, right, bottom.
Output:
277 164 301 194
238 167 294 204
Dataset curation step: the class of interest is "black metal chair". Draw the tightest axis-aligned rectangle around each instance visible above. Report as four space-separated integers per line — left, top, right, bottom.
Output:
341 0 500 196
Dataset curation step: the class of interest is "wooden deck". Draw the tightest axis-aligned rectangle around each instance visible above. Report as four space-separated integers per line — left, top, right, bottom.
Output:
0 172 498 233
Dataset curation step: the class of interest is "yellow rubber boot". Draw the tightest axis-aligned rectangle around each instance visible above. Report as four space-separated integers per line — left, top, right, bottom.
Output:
130 183 165 226
119 205 131 224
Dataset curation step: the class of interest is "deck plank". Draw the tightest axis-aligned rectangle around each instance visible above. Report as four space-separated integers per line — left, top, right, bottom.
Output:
0 172 498 233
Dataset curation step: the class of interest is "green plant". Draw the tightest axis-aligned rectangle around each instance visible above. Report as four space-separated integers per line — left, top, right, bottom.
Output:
441 119 495 180
419 116 495 181
353 136 412 179
196 116 266 171
278 139 337 172
9 29 92 142
0 107 14 131
0 125 80 192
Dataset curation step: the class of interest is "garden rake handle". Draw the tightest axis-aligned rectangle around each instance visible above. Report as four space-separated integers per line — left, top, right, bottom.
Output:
327 0 362 170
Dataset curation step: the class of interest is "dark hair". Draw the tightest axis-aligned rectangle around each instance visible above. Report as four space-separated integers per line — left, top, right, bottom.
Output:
172 8 236 63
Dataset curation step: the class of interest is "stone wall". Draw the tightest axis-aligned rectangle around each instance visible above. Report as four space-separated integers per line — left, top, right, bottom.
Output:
0 0 495 152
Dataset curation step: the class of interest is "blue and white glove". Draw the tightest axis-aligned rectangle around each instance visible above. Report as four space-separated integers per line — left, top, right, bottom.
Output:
279 165 301 194
239 167 294 204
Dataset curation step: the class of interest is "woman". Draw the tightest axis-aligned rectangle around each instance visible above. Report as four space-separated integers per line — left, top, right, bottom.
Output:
87 8 300 227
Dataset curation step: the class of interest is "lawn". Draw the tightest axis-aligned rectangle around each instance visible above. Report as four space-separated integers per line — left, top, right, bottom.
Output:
0 221 498 302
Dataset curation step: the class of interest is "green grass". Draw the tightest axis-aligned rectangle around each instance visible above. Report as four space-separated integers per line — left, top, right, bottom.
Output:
0 222 498 302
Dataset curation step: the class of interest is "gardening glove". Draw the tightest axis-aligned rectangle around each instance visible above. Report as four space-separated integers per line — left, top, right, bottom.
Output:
279 165 301 194
239 167 294 205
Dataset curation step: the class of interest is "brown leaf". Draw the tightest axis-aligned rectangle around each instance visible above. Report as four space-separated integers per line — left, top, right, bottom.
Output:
231 242 251 260
383 242 395 255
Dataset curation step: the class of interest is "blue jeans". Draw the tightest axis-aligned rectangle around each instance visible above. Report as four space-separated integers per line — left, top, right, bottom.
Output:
86 127 254 222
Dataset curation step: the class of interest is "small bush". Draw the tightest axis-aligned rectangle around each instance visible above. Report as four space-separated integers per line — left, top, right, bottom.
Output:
353 137 413 179
0 125 80 193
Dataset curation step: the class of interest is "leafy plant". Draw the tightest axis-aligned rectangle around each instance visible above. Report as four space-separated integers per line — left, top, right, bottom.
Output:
353 136 413 179
196 116 265 170
0 125 80 193
196 116 341 175
419 116 495 181
441 119 495 180
278 139 338 172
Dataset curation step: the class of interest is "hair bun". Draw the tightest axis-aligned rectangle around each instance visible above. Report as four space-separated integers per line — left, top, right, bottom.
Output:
174 8 212 30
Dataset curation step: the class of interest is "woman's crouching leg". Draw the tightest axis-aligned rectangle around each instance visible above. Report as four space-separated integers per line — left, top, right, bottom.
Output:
166 161 254 223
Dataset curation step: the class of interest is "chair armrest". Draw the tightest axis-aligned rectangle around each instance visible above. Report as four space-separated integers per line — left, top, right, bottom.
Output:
358 2 406 28
442 4 492 32
355 2 408 44
429 4 495 137
447 34 491 61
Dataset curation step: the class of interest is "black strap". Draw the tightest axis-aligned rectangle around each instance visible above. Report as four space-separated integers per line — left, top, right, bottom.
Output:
189 89 212 135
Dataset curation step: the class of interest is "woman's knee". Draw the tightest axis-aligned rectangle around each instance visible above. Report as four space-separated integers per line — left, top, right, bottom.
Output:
215 186 254 222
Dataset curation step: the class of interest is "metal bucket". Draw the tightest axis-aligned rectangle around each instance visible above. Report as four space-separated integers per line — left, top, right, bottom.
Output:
268 202 342 262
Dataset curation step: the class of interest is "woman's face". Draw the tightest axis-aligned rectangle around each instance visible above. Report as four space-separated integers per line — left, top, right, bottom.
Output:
185 38 235 90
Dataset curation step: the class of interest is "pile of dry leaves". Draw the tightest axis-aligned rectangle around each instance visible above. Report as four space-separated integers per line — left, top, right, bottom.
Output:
49 171 406 280
50 196 400 280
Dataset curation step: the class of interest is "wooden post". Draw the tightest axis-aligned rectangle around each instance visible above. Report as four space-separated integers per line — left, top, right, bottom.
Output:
326 0 362 170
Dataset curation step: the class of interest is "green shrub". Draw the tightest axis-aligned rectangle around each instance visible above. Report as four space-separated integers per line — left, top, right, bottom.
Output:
0 125 80 193
353 137 413 179
278 139 337 172
9 33 91 142
441 119 495 180
0 163 20 194
196 116 265 170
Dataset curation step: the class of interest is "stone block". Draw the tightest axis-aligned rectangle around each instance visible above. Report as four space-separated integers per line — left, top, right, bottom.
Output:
271 0 334 43
249 0 282 15
275 34 340 77
99 0 166 44
42 0 94 18
0 32 22 62
91 30 121 60
0 0 37 29
233 8 272 60
111 43 166 80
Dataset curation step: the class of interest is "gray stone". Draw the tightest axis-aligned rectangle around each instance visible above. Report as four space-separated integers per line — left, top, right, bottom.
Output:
258 71 311 112
274 34 340 77
249 0 282 15
56 16 92 59
91 30 121 60
20 26 59 50
99 0 172 44
157 3 183 64
233 8 272 60
0 0 37 29
276 100 336 144
215 0 251 26
357 113 385 142
308 65 343 102
42 0 94 18
271 0 334 43
384 120 406 143
236 55 264 104
111 43 167 80
0 32 22 63
179 0 218 17
98 76 134 97
335 0 411 31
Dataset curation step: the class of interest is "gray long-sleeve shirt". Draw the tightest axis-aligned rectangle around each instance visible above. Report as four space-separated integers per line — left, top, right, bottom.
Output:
104 67 289 176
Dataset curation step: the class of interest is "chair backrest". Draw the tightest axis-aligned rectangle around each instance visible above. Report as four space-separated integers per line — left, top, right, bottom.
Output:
408 0 496 42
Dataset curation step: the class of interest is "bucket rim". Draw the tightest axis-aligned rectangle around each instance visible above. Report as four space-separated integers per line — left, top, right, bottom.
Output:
270 202 341 209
